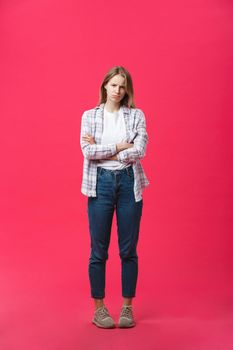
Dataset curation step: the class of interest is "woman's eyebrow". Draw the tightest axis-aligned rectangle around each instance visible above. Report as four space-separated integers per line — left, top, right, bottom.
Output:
112 83 126 87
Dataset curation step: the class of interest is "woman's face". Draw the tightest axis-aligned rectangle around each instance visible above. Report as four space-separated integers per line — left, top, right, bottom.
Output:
104 74 126 104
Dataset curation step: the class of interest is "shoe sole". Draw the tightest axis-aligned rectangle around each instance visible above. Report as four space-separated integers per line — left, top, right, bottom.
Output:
118 318 136 328
92 319 116 329
118 323 135 328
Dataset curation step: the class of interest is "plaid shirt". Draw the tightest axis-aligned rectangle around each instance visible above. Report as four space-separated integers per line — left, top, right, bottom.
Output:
80 102 149 202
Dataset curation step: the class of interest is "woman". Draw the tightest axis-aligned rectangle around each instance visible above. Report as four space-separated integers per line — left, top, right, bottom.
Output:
80 66 149 328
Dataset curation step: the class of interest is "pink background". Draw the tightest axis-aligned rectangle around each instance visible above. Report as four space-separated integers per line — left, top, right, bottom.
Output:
0 0 233 349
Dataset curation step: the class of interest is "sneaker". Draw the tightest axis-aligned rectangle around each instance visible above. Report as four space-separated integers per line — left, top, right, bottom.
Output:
92 305 115 328
118 305 135 328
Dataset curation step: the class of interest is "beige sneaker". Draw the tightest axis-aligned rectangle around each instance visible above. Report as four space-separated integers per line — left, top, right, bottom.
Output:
92 305 115 328
118 305 136 328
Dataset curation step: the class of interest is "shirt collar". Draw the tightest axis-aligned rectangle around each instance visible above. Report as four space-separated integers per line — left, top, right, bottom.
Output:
95 102 130 115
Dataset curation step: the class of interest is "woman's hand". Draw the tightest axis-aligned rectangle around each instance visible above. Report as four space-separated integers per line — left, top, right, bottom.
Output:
106 143 134 161
116 142 134 152
82 134 95 144
106 155 118 160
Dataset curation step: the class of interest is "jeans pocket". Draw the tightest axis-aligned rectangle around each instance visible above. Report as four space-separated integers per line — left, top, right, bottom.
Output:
126 166 134 179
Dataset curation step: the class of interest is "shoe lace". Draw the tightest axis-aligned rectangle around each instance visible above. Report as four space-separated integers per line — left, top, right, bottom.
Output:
96 306 110 320
121 306 133 318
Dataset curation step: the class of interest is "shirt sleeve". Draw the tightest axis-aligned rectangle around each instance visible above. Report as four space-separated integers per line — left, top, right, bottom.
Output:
80 111 117 160
116 109 148 163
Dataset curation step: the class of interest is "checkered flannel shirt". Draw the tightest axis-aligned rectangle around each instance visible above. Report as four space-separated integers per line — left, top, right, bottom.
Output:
80 102 149 202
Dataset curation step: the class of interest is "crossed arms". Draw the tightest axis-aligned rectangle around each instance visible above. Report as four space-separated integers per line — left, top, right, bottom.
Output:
80 109 148 163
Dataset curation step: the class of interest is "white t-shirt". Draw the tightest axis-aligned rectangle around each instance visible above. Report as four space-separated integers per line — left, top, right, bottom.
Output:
97 105 130 170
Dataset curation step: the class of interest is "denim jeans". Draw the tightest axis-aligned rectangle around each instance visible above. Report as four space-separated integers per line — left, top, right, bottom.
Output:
87 165 143 299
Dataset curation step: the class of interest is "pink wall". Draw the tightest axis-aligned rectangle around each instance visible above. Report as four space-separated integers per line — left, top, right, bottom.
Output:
0 0 232 349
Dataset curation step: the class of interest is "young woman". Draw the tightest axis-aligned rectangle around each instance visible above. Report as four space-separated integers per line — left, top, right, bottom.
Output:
80 66 149 328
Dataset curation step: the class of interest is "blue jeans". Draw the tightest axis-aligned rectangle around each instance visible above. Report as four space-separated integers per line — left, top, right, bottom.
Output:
87 165 143 299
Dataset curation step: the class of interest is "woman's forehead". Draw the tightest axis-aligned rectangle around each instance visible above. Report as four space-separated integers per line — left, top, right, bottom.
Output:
109 74 126 84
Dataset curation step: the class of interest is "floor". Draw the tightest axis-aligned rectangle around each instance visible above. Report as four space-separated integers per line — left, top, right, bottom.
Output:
1 222 232 350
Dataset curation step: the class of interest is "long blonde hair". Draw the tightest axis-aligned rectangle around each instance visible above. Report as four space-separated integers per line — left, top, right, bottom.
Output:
98 66 135 108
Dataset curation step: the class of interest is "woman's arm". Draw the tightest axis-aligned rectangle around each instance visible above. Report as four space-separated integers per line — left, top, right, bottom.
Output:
116 110 148 163
80 111 118 160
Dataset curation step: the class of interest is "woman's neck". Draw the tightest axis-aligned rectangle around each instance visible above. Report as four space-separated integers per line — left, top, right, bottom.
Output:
104 100 121 113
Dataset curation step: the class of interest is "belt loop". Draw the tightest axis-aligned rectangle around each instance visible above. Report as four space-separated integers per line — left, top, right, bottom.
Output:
126 166 129 176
